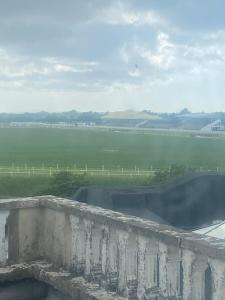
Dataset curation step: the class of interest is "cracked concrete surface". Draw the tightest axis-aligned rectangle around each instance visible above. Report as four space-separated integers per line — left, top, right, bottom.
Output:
0 196 225 299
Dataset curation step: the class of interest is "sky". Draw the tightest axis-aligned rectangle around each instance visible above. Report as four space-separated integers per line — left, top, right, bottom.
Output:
1 0 225 113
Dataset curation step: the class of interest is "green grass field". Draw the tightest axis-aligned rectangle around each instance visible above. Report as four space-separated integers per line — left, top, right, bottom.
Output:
0 127 225 198
0 127 225 170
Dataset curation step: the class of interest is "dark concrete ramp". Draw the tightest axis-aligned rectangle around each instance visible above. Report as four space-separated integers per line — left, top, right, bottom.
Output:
74 172 225 229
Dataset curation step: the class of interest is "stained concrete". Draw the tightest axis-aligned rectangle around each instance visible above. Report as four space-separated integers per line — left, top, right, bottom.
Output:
0 262 125 300
0 196 225 299
0 211 9 265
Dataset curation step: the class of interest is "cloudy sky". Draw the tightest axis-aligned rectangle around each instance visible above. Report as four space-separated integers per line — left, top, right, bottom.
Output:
1 0 225 112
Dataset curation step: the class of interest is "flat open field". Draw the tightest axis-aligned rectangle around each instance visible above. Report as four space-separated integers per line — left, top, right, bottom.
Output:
0 127 225 171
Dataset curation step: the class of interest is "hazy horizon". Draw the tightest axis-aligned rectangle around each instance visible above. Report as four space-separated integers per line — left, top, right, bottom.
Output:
0 108 223 115
1 0 225 112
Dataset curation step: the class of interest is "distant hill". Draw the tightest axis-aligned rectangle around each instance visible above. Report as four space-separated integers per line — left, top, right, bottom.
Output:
1 110 225 131
102 110 161 120
0 111 103 124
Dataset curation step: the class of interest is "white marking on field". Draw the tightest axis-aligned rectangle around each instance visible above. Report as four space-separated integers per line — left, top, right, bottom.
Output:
102 149 119 153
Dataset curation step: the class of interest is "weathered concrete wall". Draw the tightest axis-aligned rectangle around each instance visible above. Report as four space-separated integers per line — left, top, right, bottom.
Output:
0 196 225 299
0 210 9 265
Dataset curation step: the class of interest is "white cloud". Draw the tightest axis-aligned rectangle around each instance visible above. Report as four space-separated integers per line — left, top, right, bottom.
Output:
54 64 92 73
141 33 176 70
128 69 141 77
121 31 225 77
96 1 165 27
0 48 96 90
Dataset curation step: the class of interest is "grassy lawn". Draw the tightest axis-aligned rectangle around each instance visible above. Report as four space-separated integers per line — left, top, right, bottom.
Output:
0 127 224 170
0 127 224 198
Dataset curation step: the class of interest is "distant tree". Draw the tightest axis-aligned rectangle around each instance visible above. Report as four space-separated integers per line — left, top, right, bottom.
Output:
0 111 103 124
45 171 89 197
142 110 152 115
77 111 102 123
153 164 187 184
179 108 191 115
153 169 169 184
169 164 186 177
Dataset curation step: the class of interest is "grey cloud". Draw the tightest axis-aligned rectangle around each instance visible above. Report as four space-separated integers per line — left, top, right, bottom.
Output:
0 0 107 21
1 0 225 112
131 0 225 31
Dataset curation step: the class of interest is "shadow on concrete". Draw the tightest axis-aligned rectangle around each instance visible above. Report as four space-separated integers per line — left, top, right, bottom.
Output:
74 172 225 230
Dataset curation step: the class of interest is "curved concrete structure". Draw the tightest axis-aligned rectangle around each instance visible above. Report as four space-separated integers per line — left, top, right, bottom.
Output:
74 172 225 229
0 196 225 299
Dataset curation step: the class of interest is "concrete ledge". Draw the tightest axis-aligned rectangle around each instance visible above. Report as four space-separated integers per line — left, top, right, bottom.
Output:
0 262 126 300
1 196 225 298
0 197 40 210
0 264 30 283
1 196 225 260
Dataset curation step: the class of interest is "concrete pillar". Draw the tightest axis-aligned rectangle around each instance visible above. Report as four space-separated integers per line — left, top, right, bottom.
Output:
100 225 109 285
40 209 71 268
107 229 118 291
158 242 168 297
191 259 207 300
117 229 129 297
210 260 225 300
9 208 40 263
126 234 138 299
84 219 93 279
90 224 102 282
0 211 9 265
144 239 159 293
70 215 86 275
166 248 181 298
182 249 196 300
137 236 148 300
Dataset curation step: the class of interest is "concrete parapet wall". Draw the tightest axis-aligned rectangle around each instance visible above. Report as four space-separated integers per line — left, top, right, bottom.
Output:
0 196 225 299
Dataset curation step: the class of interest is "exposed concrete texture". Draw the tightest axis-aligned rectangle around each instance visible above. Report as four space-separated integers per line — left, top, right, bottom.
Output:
0 262 125 300
0 196 225 299
0 211 9 266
